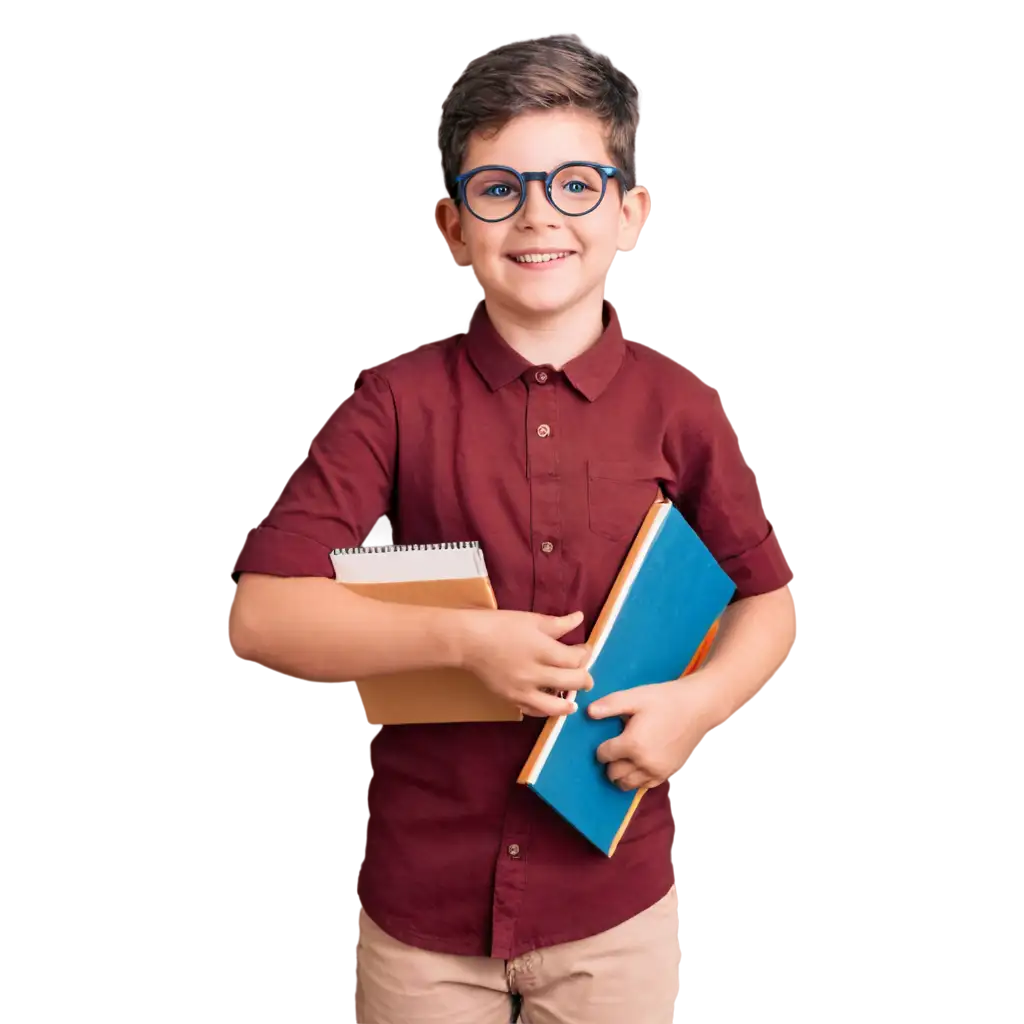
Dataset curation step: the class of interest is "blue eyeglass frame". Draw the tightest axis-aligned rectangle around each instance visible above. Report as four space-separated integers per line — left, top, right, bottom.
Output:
453 160 627 222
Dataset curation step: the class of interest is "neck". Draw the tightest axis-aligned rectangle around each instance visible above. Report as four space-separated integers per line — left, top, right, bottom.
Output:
483 286 606 371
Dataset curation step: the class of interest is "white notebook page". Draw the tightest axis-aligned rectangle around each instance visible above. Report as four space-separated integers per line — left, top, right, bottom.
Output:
329 542 488 584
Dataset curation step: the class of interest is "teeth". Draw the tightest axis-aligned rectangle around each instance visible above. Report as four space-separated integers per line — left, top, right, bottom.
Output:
513 252 572 263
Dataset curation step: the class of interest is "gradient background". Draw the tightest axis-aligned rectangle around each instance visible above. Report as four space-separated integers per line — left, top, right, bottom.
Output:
3 3 1019 1021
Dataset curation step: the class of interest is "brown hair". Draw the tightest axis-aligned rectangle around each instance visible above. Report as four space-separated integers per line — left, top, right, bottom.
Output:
438 34 640 200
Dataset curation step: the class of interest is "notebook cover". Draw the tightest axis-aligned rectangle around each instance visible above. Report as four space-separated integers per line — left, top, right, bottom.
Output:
339 577 524 725
518 499 736 855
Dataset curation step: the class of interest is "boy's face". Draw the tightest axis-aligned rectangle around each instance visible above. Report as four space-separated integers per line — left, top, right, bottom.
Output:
435 108 650 320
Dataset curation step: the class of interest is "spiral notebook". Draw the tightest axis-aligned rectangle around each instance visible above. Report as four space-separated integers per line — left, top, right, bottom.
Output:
517 498 736 856
329 541 523 726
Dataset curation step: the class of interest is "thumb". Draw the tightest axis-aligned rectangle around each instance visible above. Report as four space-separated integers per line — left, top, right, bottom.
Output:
588 688 636 719
539 610 584 639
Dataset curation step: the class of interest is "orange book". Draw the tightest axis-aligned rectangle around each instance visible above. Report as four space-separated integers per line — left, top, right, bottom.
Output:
330 541 523 726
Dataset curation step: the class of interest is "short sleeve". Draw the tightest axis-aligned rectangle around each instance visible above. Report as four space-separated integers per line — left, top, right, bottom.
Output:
230 369 397 583
665 386 792 600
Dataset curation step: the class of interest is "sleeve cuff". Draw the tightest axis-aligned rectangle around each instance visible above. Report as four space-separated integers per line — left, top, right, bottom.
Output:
231 525 336 584
720 522 793 601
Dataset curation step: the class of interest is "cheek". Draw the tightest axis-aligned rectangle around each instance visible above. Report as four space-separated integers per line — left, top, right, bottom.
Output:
466 228 509 266
580 228 620 266
577 207 622 258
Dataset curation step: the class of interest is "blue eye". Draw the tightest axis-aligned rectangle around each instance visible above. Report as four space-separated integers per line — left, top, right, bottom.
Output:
484 184 512 198
562 179 590 194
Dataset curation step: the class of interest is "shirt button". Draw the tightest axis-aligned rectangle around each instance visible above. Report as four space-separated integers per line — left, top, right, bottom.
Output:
540 541 554 554
508 844 521 858
535 370 549 384
537 423 551 438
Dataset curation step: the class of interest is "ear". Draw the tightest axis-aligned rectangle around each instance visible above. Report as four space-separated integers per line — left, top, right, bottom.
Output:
435 198 473 267
616 185 651 253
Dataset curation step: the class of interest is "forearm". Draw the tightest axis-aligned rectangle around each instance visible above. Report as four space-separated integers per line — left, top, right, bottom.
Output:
229 573 471 683
679 584 796 729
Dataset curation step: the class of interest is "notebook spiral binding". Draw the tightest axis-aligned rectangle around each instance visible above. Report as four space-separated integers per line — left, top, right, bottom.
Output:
331 541 481 555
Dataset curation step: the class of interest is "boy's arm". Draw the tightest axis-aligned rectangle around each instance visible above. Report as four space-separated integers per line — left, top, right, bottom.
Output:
224 364 444 684
227 369 587 712
229 573 467 682
229 573 591 717
228 367 462 684
589 584 795 791
662 381 795 727
679 584 796 730
590 382 795 789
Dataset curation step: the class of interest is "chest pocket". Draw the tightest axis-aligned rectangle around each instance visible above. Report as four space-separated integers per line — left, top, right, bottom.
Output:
587 459 663 541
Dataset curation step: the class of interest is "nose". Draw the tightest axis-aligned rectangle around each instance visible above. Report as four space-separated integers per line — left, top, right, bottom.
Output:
519 178 559 227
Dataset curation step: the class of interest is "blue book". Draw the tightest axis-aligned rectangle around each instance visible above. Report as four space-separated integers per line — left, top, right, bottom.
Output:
517 497 736 856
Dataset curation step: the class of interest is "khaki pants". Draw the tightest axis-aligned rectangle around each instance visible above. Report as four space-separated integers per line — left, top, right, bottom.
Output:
354 884 680 1024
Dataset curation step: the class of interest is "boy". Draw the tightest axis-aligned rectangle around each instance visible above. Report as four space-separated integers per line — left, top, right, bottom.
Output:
229 33 795 1024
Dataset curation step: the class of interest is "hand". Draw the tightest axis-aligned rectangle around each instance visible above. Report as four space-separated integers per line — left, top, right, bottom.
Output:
457 609 594 718
589 672 719 791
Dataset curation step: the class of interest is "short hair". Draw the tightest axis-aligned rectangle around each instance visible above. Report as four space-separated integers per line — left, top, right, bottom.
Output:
438 34 640 201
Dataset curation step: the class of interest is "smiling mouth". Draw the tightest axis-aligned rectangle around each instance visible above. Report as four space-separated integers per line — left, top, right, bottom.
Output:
507 252 577 264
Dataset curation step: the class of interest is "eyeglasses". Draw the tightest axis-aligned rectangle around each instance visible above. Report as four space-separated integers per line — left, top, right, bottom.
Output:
454 161 626 222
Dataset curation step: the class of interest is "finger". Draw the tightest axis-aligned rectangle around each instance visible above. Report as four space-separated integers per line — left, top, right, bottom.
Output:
589 679 651 720
519 704 549 718
536 610 584 640
530 668 589 694
604 759 652 791
571 643 592 668
596 735 632 764
519 702 542 717
588 695 636 720
539 640 591 670
541 667 594 693
540 687 576 703
522 692 578 718
604 758 637 784
615 768 654 792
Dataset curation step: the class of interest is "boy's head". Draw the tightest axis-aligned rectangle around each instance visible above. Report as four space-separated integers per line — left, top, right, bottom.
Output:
435 35 650 321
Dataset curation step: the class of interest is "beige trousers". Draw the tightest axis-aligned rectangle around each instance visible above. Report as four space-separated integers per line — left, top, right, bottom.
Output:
354 884 680 1024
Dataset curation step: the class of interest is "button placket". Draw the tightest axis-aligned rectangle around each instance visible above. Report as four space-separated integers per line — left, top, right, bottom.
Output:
491 784 534 959
526 371 562 618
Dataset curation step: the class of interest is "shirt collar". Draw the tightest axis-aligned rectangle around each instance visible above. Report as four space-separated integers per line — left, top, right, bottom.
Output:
463 299 627 403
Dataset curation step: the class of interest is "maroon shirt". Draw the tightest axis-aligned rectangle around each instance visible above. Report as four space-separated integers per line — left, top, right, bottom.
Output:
231 299 792 959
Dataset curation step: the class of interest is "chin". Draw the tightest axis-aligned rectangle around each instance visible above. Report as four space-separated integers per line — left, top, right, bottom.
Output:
515 294 578 318
493 281 589 317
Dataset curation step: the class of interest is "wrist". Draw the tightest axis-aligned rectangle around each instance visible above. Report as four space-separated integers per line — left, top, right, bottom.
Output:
670 665 733 731
442 607 485 672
